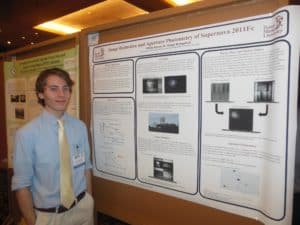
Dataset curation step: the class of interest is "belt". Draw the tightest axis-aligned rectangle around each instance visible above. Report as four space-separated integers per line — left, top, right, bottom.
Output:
35 192 86 213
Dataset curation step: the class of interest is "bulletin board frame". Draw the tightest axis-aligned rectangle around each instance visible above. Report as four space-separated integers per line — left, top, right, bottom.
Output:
79 0 299 225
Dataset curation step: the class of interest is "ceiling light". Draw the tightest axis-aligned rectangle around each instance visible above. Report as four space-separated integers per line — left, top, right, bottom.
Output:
7 41 11 45
33 0 147 35
22 36 26 40
165 0 202 6
34 22 81 35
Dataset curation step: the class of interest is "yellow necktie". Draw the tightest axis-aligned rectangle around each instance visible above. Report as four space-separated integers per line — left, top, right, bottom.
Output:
58 119 76 208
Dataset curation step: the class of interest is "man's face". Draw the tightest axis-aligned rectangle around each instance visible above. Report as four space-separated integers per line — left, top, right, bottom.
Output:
38 74 71 118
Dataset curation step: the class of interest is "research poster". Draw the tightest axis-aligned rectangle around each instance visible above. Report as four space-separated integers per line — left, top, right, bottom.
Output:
4 47 80 168
90 6 300 225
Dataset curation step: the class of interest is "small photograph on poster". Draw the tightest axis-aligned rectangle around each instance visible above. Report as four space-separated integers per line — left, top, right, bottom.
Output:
211 82 230 102
148 112 179 134
220 167 259 195
10 95 19 103
153 157 174 182
164 75 186 93
254 80 274 102
143 78 162 93
15 108 25 119
19 95 26 103
229 108 253 132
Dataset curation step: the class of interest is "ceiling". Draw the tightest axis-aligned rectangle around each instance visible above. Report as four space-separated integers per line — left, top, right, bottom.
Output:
0 0 173 53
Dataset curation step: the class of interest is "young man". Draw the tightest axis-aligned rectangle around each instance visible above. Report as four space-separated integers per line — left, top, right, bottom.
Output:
12 68 94 225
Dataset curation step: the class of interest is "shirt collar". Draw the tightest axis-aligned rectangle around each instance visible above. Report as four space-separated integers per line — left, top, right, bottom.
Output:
41 110 70 126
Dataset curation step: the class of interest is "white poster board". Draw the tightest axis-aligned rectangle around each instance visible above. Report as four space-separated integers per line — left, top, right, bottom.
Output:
90 6 300 225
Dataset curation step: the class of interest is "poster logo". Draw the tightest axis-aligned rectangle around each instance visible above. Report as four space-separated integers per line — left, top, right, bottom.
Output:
263 14 285 38
9 66 16 78
11 67 16 75
94 47 105 60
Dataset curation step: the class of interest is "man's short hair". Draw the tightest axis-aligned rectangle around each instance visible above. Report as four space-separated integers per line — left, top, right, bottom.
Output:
35 68 74 106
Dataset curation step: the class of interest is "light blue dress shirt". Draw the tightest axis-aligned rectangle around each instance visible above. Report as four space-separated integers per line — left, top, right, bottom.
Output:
12 110 92 208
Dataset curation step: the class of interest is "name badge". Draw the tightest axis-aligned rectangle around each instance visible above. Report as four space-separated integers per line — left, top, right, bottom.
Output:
73 147 85 167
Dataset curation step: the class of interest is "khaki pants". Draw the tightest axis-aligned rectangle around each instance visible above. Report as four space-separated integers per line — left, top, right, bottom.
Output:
34 192 94 225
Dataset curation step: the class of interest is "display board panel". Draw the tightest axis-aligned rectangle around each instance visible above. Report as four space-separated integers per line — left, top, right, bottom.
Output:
80 1 299 225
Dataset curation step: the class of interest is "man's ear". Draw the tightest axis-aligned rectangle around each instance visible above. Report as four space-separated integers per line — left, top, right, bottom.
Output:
38 93 44 99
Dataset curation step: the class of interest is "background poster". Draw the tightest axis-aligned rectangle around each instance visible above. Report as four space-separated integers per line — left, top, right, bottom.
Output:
4 46 80 168
90 6 300 225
